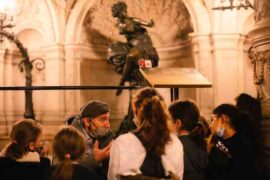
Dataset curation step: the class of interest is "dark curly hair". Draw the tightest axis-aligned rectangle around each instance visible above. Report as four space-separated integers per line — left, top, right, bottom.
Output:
111 1 127 17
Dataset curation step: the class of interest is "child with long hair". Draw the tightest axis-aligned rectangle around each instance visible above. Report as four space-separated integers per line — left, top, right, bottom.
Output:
108 87 183 179
169 100 208 180
51 126 98 180
0 119 50 180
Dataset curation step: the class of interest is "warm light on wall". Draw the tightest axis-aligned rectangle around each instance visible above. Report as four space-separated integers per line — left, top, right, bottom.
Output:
0 0 15 15
0 0 15 45
212 0 253 10
0 0 45 120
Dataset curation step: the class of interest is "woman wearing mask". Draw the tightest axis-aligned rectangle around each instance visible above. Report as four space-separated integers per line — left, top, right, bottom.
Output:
206 104 256 180
108 87 184 180
0 119 50 180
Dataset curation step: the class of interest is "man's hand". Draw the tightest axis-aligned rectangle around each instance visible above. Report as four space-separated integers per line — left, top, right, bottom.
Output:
93 140 112 163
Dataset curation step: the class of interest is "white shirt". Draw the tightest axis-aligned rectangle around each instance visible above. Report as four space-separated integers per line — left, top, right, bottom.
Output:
108 132 184 180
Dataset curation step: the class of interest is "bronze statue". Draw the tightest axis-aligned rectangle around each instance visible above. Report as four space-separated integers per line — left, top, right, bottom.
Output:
107 1 159 95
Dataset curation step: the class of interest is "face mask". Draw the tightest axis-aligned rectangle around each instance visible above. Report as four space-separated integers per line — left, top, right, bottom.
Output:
91 127 109 138
216 121 225 138
90 121 109 139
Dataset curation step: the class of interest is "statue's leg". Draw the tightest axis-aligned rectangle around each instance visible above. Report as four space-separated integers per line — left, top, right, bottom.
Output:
116 49 140 96
115 89 136 136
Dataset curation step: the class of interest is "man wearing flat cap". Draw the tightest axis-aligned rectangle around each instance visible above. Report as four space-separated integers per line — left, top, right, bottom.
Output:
69 100 114 178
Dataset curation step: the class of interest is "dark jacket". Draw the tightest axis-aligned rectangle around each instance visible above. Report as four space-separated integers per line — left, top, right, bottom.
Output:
206 133 256 180
0 156 51 180
69 115 114 180
179 135 208 180
69 115 99 168
49 164 99 180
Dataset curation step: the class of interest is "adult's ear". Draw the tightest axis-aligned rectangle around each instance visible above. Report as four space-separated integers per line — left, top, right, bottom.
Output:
220 114 228 124
132 104 138 115
175 119 182 130
83 117 91 126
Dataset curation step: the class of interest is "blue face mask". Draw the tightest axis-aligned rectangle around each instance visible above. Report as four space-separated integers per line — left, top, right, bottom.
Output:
216 122 225 138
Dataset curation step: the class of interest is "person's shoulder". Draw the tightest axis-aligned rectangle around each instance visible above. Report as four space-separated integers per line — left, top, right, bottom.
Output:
114 132 142 148
178 135 192 142
40 157 51 166
168 133 183 150
233 134 254 150
72 164 98 180
0 157 16 167
66 115 81 125
178 135 196 148
115 132 136 141
170 133 182 144
68 116 85 134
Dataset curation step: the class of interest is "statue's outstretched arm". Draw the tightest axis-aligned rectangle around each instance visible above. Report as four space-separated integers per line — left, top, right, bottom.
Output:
132 18 154 27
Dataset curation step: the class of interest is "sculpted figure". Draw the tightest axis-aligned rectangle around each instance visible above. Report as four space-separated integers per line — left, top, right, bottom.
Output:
107 1 159 95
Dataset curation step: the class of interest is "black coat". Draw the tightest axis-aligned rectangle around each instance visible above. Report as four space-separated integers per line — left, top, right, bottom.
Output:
49 164 99 180
179 135 208 180
0 157 51 180
206 133 256 180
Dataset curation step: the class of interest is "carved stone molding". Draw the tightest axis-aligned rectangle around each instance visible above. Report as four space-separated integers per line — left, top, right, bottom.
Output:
81 0 193 47
248 48 270 98
52 0 78 19
254 0 270 23
248 19 270 46
248 18 270 100
13 0 40 18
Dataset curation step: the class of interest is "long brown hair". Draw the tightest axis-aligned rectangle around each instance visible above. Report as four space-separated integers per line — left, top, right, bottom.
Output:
5 119 42 160
52 126 85 180
133 87 171 156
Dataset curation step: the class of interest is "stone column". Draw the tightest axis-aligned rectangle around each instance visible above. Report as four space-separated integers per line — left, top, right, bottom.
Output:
211 33 247 105
41 44 65 135
0 49 6 136
0 49 24 135
191 33 215 117
248 0 270 172
64 44 81 116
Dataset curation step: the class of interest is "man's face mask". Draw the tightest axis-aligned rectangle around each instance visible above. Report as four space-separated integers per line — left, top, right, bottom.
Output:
90 120 110 139
90 120 115 149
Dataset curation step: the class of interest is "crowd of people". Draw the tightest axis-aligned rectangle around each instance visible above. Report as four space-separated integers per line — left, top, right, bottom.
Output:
0 87 262 180
0 0 264 179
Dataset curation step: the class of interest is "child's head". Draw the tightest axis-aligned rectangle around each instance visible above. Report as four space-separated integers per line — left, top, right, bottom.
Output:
169 100 200 133
6 119 42 159
53 126 85 161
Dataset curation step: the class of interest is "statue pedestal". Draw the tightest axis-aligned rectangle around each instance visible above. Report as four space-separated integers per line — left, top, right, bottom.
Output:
140 68 212 101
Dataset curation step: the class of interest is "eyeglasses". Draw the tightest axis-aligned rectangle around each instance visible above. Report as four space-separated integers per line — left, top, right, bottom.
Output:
37 139 47 146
